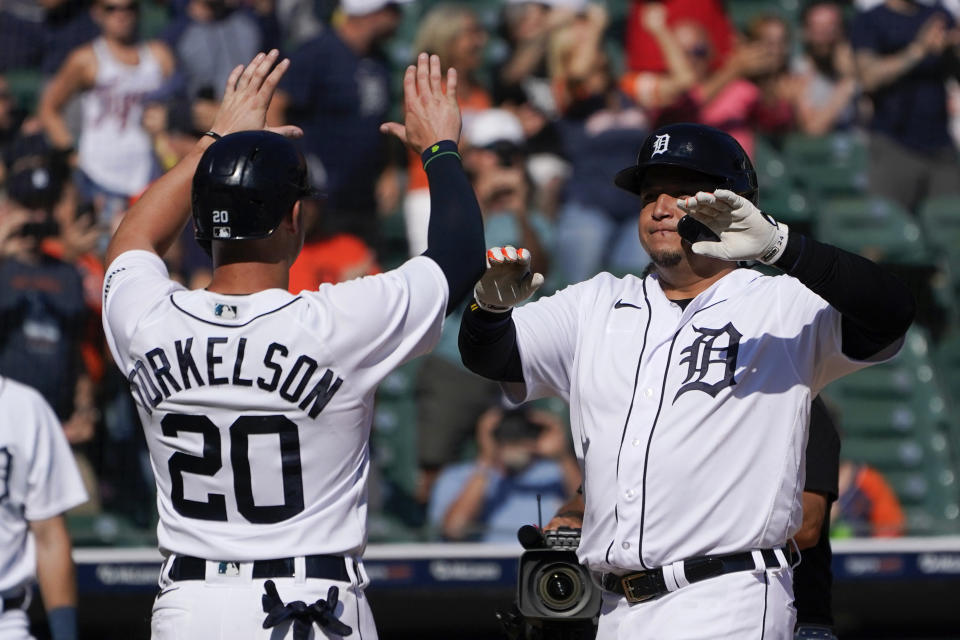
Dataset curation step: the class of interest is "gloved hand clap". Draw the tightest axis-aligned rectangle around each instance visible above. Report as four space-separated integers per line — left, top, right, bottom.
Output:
676 189 789 264
474 246 544 313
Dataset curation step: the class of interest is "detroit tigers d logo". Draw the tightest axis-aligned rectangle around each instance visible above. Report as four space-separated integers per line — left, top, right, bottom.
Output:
673 323 742 403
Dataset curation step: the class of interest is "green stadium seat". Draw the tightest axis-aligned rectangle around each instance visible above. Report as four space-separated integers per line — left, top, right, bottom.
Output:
140 0 170 39
918 196 960 306
66 513 156 547
841 436 926 470
784 133 868 205
372 360 423 512
816 196 932 266
4 69 43 114
783 132 867 168
918 196 960 258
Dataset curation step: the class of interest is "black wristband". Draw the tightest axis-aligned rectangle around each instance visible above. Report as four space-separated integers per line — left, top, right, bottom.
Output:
773 232 805 274
468 302 514 325
203 131 222 141
421 140 460 170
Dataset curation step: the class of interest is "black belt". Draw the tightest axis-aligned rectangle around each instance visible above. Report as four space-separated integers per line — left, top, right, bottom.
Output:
1 589 26 613
601 547 795 604
168 554 350 582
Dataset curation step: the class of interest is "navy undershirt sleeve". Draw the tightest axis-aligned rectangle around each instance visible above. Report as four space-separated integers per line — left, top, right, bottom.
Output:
420 141 487 315
458 305 525 382
773 232 916 360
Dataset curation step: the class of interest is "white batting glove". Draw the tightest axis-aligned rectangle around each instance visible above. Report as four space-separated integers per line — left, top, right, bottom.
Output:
676 189 789 264
474 246 545 313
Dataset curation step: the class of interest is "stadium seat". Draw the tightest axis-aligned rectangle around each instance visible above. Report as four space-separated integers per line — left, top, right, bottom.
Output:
918 196 960 258
784 133 868 206
66 513 156 547
816 196 932 266
3 68 43 113
372 360 423 530
932 333 960 462
918 196 960 306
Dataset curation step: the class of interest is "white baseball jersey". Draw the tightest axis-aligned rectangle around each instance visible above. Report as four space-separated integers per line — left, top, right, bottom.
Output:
102 250 447 561
511 268 899 574
0 376 88 593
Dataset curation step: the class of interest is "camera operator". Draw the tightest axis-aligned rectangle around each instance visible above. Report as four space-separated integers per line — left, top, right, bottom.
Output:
428 406 580 542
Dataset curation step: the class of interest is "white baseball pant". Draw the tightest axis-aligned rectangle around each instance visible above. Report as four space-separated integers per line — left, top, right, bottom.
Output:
595 567 796 640
151 556 377 640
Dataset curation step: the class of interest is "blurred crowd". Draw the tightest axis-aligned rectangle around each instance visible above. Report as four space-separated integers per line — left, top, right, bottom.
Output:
2 0 959 543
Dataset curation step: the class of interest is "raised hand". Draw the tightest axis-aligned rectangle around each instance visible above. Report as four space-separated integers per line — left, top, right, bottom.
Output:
380 53 461 153
474 246 544 313
676 189 788 264
209 50 302 139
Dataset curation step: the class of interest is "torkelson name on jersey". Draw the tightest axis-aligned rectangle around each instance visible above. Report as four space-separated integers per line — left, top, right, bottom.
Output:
126 337 343 419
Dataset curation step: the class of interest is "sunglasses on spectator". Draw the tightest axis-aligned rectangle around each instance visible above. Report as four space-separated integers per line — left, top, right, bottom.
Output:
101 3 139 13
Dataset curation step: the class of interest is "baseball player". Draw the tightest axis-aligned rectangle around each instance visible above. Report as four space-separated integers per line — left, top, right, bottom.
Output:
459 123 915 638
101 50 484 639
0 375 88 640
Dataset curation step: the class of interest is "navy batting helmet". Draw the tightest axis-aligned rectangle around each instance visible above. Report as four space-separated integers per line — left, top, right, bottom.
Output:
614 123 759 205
192 130 310 246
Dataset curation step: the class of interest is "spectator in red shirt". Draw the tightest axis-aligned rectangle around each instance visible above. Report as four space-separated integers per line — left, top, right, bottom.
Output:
624 0 734 73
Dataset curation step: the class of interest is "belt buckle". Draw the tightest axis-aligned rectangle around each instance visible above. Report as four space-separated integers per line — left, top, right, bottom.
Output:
621 571 656 604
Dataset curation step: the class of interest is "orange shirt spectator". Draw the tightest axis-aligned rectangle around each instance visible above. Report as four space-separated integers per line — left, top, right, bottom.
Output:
288 234 381 292
833 460 906 537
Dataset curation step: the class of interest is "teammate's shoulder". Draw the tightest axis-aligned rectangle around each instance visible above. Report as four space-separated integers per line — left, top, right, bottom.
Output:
0 376 49 412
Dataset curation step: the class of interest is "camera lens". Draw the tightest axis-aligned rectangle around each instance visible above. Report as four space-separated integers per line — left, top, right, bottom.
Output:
546 572 575 600
536 564 583 612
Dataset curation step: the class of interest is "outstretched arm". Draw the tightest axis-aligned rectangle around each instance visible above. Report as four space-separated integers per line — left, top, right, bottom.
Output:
381 54 486 314
678 191 915 359
104 50 302 268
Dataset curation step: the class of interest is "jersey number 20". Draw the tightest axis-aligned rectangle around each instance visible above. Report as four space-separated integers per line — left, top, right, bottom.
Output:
161 414 304 524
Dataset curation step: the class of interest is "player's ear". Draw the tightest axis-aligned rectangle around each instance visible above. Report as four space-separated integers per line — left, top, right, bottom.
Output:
288 200 303 236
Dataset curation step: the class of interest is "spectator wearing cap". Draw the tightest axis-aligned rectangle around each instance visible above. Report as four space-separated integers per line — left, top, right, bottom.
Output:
38 0 175 233
0 137 97 455
794 1 859 135
851 0 960 214
269 0 408 248
547 5 651 284
413 109 552 509
428 407 580 542
402 4 491 256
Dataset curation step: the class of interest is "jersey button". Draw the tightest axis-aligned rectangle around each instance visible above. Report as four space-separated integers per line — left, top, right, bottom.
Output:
632 439 641 447
622 541 630 550
625 489 635 500
645 388 654 398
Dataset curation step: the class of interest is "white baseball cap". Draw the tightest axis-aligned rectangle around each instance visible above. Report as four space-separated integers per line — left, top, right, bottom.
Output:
464 109 525 149
340 0 412 17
